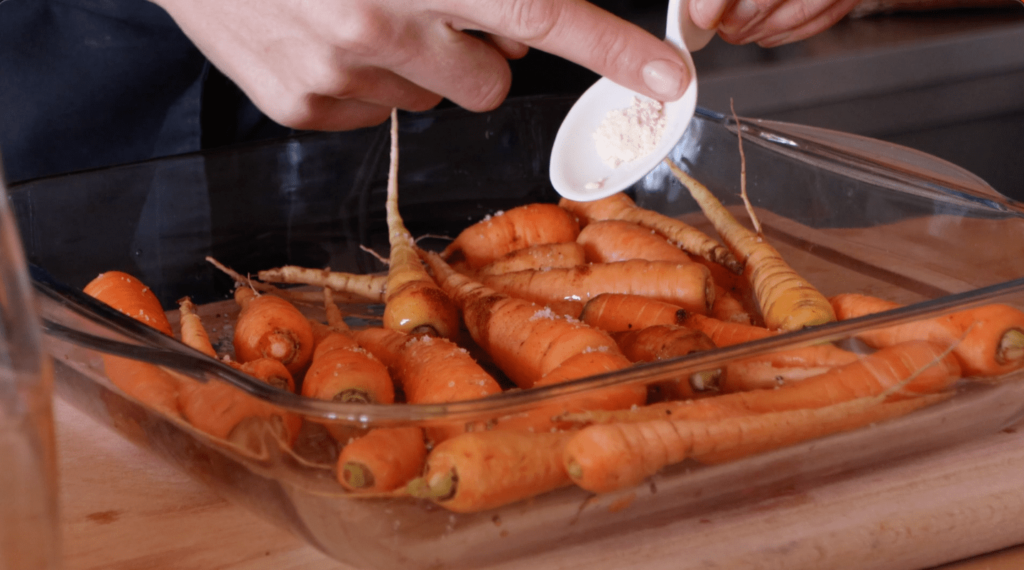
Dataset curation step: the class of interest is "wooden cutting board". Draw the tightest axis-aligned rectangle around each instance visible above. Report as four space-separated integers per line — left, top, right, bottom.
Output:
54 394 1024 570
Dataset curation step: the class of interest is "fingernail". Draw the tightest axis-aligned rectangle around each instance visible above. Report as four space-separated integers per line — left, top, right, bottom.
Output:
642 59 688 100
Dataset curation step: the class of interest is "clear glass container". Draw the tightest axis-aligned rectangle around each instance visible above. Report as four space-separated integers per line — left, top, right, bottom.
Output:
9 97 1024 570
0 156 60 570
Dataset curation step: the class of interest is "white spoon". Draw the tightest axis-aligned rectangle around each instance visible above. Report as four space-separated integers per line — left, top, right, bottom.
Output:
549 0 715 201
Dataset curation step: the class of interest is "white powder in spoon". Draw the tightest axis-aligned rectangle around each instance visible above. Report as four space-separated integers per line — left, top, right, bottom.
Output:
592 96 667 169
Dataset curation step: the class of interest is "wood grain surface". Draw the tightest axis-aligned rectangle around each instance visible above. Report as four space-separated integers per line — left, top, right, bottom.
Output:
54 393 1024 570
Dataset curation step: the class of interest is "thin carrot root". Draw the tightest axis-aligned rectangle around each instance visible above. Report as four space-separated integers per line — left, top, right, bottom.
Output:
256 265 387 303
441 202 581 270
406 430 573 513
679 312 776 347
665 160 836 332
563 392 949 493
338 426 427 493
559 192 741 274
831 293 1024 377
232 287 315 375
177 296 219 358
381 109 461 339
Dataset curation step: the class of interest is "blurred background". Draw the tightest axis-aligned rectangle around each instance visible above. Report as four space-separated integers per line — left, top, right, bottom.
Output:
506 0 1024 201
2 0 1021 200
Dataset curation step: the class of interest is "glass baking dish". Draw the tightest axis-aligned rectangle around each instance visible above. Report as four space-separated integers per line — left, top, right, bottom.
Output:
10 95 1024 570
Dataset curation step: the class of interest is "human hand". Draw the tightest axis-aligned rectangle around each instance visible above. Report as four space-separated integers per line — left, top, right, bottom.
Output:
151 0 692 131
689 0 862 47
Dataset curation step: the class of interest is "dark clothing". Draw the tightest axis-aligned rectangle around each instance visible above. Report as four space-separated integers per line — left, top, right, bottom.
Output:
0 0 291 184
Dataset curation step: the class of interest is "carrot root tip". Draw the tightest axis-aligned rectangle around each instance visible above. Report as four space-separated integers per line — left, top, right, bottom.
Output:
998 328 1024 366
690 369 722 393
406 471 457 501
566 461 583 483
331 389 373 404
342 462 375 489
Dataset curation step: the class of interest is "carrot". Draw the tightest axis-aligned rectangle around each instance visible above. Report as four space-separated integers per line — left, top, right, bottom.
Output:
481 351 647 433
578 293 685 333
562 339 960 426
351 327 501 404
559 192 741 274
612 324 721 397
710 285 753 325
476 242 587 276
177 296 219 358
476 259 714 317
84 270 174 336
380 109 461 339
441 202 581 270
301 300 394 405
678 312 776 347
720 343 861 393
406 430 573 513
84 271 181 416
232 286 315 375
563 393 947 493
665 160 836 332
420 249 622 389
830 293 1024 377
337 426 427 493
352 326 502 443
257 265 387 304
576 219 692 264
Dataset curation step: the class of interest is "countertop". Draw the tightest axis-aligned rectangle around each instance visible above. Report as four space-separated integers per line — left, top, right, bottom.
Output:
55 394 1024 570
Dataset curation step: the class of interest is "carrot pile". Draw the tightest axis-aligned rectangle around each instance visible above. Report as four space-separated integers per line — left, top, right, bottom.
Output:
82 119 1024 515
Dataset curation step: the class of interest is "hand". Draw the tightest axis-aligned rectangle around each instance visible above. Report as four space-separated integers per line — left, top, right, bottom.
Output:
689 0 862 47
150 0 693 131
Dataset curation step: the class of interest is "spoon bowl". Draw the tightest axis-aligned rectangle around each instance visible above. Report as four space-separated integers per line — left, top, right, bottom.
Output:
549 0 714 201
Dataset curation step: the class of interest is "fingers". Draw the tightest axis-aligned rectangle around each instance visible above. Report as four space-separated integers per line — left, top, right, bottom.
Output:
716 0 859 45
753 0 862 46
449 0 693 102
690 0 737 30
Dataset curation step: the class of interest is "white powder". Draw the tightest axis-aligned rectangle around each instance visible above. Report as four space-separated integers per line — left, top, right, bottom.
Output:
592 96 667 169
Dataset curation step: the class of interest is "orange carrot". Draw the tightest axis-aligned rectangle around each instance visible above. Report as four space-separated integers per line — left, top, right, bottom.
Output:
351 327 501 405
612 324 721 397
84 271 181 416
678 312 776 347
175 297 302 448
482 351 647 433
559 192 741 274
476 259 714 317
578 293 685 333
576 219 692 264
337 426 427 493
441 202 581 270
352 326 503 443
711 284 753 325
420 249 622 389
666 160 836 332
232 287 315 375
830 293 1024 377
406 430 572 513
476 242 587 276
381 109 461 339
84 271 174 336
302 322 394 405
563 393 947 493
720 343 861 393
564 339 960 426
